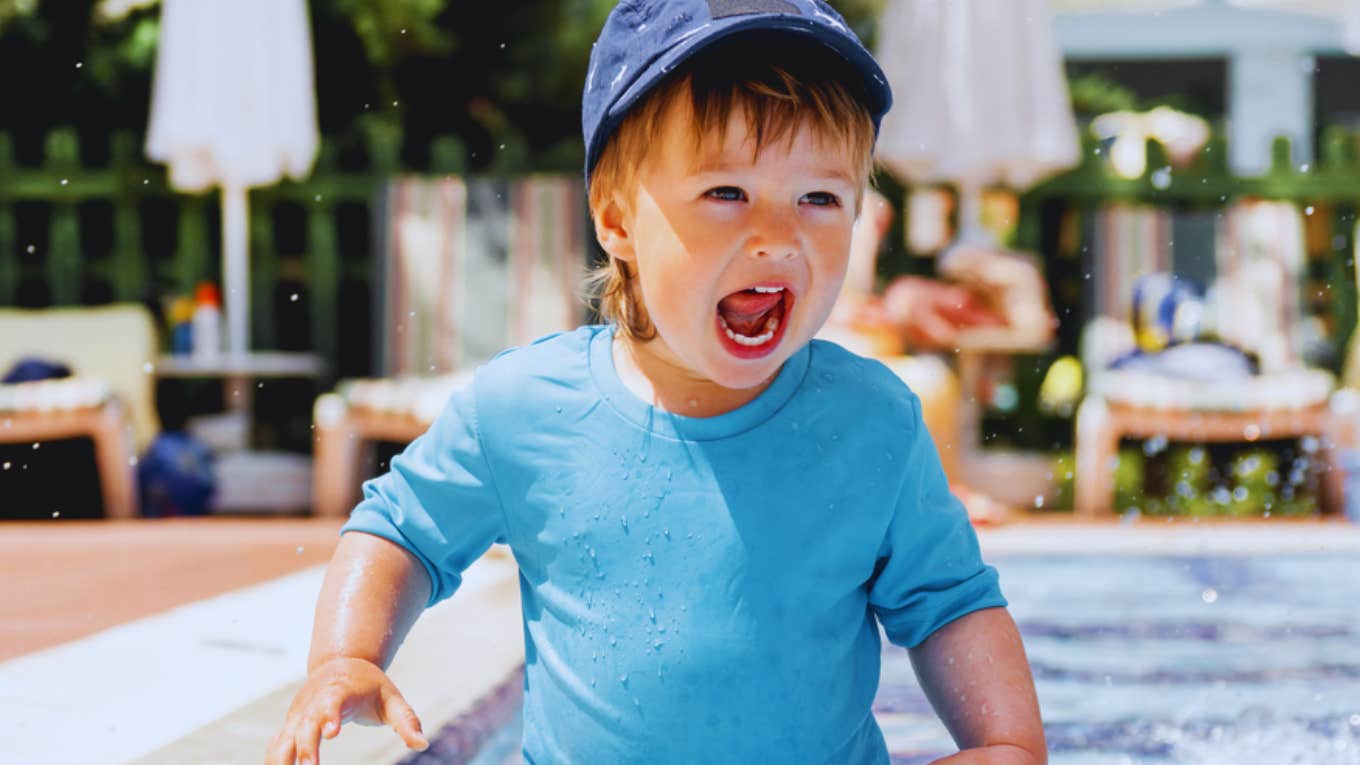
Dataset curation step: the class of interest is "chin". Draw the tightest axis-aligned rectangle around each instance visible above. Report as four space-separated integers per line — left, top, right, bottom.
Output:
705 346 795 390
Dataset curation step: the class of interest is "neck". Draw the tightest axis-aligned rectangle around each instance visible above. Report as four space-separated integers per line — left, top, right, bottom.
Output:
611 332 775 418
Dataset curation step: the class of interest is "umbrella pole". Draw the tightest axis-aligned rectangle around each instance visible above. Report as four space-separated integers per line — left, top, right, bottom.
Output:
221 184 250 356
955 182 997 249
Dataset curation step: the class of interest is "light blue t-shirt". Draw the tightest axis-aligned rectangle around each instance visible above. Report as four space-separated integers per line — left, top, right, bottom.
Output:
343 325 1006 764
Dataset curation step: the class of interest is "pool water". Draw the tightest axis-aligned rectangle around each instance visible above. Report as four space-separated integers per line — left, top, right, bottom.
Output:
417 553 1360 764
880 554 1360 764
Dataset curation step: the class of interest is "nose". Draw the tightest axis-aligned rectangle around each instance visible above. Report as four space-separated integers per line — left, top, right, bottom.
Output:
747 203 799 261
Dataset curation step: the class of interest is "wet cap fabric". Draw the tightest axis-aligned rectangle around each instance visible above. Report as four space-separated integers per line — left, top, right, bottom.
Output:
581 0 894 182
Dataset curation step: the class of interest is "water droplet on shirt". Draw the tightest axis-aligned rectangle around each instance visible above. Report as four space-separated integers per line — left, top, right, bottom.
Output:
621 516 629 532
619 673 629 687
555 406 563 414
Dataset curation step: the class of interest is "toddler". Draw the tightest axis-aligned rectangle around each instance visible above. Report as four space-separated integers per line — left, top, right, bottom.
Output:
270 1 1045 762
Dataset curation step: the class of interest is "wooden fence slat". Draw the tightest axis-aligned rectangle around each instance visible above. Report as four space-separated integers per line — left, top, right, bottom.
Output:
249 199 278 350
0 133 12 305
176 196 209 296
306 198 340 370
110 132 146 303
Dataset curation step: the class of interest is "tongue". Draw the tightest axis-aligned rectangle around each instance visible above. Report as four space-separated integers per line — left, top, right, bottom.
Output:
718 291 783 337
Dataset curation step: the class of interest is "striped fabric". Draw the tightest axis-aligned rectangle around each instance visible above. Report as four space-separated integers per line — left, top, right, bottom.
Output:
376 175 592 377
1090 203 1174 321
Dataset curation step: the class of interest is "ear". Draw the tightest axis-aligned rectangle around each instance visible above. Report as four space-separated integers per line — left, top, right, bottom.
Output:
592 192 637 264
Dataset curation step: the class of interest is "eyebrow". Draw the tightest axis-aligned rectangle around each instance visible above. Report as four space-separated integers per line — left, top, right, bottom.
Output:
687 159 857 186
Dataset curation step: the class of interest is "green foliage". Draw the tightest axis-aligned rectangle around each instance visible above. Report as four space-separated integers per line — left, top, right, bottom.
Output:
1114 443 1321 518
333 0 453 71
1067 72 1138 116
0 0 38 32
86 10 159 94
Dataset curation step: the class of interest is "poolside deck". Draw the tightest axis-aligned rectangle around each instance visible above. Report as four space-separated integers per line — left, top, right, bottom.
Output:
4 517 1359 763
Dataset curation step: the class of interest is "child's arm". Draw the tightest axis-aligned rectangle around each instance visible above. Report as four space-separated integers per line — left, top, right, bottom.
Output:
907 607 1046 765
266 531 433 765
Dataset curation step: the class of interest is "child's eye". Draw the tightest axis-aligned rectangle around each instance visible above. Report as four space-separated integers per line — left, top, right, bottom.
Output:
705 186 747 202
802 192 841 207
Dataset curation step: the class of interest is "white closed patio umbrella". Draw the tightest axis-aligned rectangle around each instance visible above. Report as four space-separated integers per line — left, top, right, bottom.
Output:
874 0 1079 247
146 0 319 356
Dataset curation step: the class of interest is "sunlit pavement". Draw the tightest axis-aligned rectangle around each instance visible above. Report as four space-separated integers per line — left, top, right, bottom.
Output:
3 518 1359 764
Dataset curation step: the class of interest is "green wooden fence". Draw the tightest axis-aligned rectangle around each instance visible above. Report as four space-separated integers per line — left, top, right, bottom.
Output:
8 121 1360 384
0 122 468 383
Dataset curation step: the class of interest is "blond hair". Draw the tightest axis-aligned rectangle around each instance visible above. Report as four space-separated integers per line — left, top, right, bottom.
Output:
586 34 878 341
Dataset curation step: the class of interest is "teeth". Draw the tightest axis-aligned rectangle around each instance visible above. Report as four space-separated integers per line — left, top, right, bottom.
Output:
718 314 780 346
752 286 784 293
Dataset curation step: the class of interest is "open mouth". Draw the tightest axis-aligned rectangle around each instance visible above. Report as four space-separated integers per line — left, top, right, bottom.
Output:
715 285 793 358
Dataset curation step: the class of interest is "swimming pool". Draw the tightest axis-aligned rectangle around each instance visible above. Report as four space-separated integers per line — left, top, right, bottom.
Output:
881 551 1360 764
410 526 1360 765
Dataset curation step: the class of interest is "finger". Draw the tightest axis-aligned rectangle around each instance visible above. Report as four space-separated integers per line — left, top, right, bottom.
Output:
319 696 343 740
380 687 429 751
295 717 322 765
266 730 297 765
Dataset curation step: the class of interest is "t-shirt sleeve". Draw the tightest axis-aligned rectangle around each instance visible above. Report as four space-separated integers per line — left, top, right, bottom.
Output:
867 392 1007 648
340 378 508 608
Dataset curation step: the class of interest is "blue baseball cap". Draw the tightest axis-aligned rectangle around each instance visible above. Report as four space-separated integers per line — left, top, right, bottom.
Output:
582 0 893 183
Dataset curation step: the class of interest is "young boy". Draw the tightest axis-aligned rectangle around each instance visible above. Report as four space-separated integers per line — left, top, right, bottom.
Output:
269 2 1045 763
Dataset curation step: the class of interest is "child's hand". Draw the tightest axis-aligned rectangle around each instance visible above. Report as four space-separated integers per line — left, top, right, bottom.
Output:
265 656 429 765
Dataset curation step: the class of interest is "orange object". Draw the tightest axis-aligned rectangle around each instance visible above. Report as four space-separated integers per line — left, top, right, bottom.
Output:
194 282 221 307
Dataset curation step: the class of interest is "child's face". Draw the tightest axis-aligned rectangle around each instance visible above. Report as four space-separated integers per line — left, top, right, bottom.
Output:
612 99 860 394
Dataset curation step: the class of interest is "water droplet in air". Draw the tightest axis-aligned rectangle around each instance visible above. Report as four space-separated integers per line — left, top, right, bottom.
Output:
51 510 60 518
1202 588 1218 604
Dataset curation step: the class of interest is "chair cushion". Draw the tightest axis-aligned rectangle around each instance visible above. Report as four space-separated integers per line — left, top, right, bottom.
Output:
0 377 111 414
338 371 475 425
1093 368 1334 411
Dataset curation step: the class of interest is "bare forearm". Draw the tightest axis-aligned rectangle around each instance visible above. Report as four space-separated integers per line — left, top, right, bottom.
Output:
306 531 432 673
909 607 1046 763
